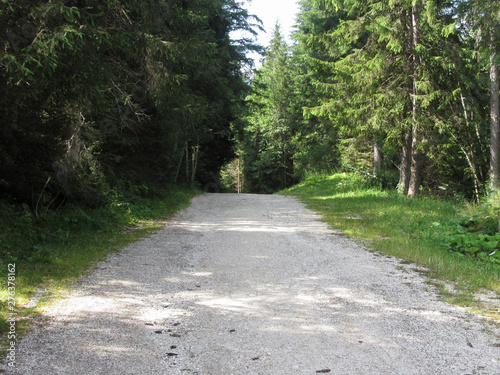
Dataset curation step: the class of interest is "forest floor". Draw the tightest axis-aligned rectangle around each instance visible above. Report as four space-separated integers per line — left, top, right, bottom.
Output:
3 194 500 374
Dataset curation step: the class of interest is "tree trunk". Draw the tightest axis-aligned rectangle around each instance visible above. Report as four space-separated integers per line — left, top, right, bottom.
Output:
407 2 422 198
490 40 500 191
191 145 200 185
173 150 184 184
458 91 483 202
408 126 424 198
237 157 241 194
185 142 189 182
399 130 412 195
373 138 383 175
398 8 413 196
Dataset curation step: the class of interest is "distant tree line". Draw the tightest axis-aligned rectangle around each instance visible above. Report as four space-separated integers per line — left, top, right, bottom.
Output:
0 0 260 205
239 0 499 200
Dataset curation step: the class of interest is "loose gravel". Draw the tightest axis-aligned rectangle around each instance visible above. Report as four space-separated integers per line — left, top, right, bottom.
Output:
4 193 500 374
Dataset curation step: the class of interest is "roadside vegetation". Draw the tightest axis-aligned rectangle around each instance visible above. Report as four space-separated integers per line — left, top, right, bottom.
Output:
0 186 198 353
280 172 500 318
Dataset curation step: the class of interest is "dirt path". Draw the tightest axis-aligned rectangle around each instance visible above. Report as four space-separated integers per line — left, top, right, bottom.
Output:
5 194 500 374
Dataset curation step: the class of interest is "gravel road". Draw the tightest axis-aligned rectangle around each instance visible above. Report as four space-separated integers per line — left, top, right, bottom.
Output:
5 193 500 374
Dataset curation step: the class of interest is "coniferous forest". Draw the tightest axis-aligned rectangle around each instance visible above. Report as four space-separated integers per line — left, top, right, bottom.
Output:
0 0 260 205
1 0 499 204
239 0 499 199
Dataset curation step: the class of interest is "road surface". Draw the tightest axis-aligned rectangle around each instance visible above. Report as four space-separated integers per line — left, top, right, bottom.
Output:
6 194 500 374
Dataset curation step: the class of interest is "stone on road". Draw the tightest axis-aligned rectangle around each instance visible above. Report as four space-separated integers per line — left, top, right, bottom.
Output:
7 194 500 374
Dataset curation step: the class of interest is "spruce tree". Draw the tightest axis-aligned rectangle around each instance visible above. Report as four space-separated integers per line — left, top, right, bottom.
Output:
295 0 466 196
243 24 298 192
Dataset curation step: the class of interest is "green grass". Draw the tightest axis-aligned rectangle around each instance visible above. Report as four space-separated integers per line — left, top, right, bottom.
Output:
280 173 500 318
0 186 199 355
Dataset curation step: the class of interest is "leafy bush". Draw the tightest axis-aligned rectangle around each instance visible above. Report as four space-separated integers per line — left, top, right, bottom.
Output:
377 170 400 190
433 214 500 266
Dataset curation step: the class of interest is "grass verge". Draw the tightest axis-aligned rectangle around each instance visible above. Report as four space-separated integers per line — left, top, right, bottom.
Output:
0 186 199 362
280 173 500 319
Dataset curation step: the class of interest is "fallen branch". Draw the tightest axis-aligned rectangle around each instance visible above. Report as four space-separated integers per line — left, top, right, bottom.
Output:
341 165 376 178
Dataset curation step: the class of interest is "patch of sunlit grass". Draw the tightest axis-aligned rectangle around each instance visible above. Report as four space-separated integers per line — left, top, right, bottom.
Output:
0 187 199 360
280 173 500 315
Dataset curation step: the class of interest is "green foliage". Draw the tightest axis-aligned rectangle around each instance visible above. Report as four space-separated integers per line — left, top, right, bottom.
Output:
220 155 244 192
0 0 259 204
0 185 197 270
369 169 400 190
241 24 302 193
281 172 500 300
290 0 493 199
0 185 198 350
442 231 500 265
432 196 500 266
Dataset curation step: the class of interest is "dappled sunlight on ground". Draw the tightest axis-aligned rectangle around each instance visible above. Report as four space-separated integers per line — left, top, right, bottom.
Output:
8 194 500 375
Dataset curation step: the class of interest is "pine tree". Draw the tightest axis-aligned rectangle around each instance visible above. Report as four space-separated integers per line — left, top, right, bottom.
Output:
295 0 467 196
465 0 500 190
0 0 259 202
243 24 298 192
